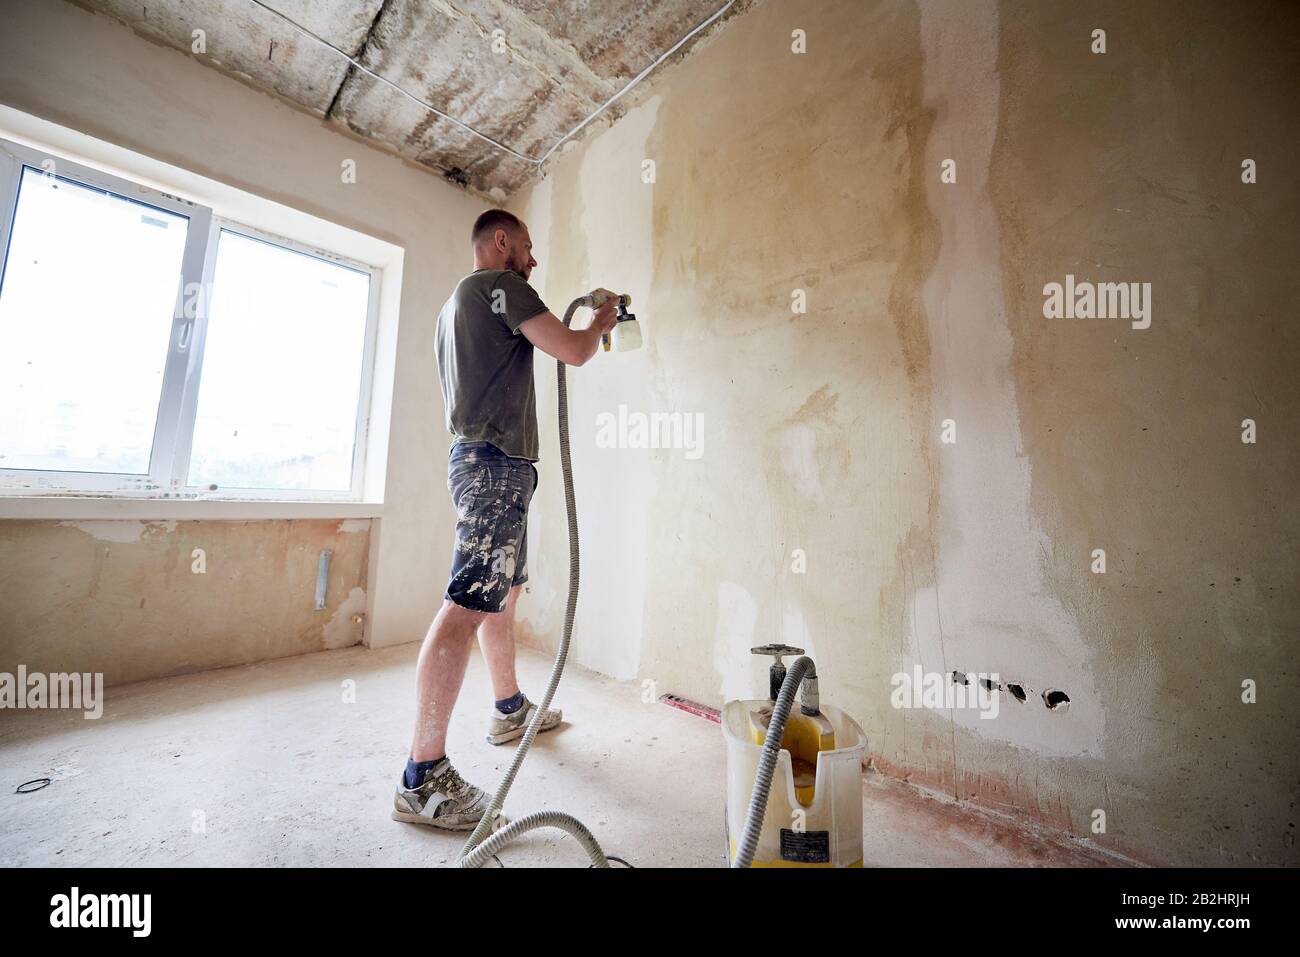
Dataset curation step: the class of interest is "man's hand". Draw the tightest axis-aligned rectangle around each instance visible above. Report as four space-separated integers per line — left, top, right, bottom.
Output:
591 300 618 336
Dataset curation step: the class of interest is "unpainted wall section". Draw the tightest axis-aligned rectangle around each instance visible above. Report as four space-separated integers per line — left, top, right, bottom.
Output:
0 520 369 686
514 0 1300 866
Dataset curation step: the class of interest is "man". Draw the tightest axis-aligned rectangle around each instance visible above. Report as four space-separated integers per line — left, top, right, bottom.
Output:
393 209 618 829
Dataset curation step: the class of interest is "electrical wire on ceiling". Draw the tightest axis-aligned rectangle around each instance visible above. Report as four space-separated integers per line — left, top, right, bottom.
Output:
247 0 736 169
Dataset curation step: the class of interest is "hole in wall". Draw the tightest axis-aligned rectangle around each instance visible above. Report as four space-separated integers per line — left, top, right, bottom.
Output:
1043 689 1071 711
979 677 1000 693
1006 682 1027 703
951 671 969 685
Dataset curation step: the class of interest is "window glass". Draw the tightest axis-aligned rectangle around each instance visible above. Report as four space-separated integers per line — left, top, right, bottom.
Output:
0 167 188 474
187 229 371 492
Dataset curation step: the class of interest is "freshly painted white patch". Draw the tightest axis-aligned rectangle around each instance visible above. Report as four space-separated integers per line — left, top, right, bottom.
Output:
536 93 664 684
782 601 816 664
714 581 759 702
336 519 370 534
914 0 1110 758
323 586 367 650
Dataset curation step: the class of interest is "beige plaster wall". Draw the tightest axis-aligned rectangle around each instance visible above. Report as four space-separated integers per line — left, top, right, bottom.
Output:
513 0 1299 865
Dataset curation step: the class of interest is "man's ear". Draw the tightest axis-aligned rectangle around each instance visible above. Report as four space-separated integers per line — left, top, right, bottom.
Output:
494 228 510 252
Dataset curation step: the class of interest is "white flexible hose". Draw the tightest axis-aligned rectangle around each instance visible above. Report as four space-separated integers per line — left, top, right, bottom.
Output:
732 656 817 868
458 811 609 869
456 295 608 868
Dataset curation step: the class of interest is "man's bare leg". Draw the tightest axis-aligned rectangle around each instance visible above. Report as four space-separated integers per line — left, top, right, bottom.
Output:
409 598 488 762
477 583 563 744
477 583 523 702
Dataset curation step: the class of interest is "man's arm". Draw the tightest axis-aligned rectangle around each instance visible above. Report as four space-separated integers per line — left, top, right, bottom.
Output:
519 304 617 366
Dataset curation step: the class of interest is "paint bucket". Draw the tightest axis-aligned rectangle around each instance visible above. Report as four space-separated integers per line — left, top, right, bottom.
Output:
722 699 866 867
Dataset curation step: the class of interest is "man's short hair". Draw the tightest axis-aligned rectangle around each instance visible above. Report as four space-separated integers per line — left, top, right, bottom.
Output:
472 209 522 245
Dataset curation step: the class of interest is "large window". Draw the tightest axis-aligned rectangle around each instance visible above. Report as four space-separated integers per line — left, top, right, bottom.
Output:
0 138 380 500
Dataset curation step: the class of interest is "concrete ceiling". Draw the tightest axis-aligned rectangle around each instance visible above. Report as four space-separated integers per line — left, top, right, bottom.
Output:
71 0 744 196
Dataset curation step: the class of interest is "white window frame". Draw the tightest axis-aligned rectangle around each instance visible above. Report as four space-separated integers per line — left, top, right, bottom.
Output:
0 137 382 503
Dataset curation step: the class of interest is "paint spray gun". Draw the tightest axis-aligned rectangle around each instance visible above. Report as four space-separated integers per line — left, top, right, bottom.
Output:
585 289 643 352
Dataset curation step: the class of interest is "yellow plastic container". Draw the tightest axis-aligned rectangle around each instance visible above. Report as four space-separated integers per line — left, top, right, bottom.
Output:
723 700 866 867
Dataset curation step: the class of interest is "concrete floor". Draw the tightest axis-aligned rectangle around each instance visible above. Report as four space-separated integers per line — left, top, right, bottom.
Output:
0 643 1121 868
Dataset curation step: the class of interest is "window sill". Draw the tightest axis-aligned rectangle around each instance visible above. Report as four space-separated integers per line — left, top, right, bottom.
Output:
0 497 383 521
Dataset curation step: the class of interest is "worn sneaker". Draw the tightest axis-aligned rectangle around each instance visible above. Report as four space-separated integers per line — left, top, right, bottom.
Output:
486 695 563 745
391 759 491 829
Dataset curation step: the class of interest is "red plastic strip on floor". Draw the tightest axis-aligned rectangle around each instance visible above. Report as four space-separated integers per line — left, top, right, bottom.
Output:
658 693 721 723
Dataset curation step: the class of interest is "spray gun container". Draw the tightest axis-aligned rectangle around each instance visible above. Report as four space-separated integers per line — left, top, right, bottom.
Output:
610 317 642 351
723 699 866 867
600 295 642 352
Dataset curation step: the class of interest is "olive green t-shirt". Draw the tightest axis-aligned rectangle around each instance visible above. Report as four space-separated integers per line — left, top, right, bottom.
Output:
435 269 549 461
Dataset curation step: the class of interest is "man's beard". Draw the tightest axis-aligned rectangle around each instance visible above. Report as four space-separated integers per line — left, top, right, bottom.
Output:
506 251 530 280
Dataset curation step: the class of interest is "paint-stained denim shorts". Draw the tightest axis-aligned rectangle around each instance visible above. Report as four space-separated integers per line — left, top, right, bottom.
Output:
445 440 537 613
